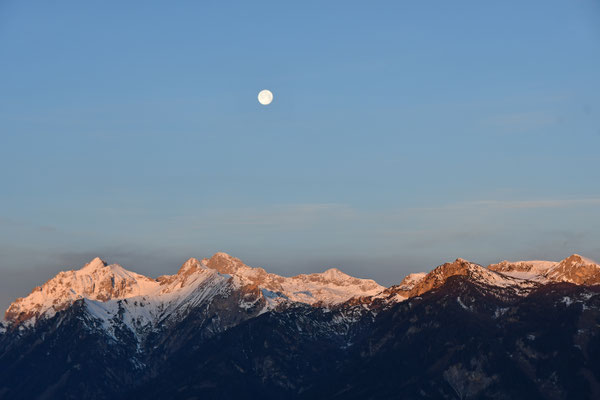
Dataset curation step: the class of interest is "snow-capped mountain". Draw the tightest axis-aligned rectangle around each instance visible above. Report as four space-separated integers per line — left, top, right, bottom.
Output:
407 258 540 297
200 252 384 304
488 259 557 280
5 253 600 331
4 257 160 326
4 252 384 333
5 252 598 332
542 254 600 284
488 254 600 284
1 252 600 400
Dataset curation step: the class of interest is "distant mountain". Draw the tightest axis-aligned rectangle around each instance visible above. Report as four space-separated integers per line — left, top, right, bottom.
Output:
1 252 599 399
490 254 600 285
4 252 383 333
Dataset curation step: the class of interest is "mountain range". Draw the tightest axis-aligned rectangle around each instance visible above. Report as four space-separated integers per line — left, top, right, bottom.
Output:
1 252 599 399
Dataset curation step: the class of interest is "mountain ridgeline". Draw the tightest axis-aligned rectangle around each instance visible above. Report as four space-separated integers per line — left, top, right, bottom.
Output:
1 253 600 399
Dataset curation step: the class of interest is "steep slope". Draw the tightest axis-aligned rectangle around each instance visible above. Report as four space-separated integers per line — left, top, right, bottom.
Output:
369 272 428 304
4 257 159 326
0 301 144 400
130 276 600 400
0 257 280 400
544 254 600 285
397 272 427 291
133 302 377 400
313 278 600 400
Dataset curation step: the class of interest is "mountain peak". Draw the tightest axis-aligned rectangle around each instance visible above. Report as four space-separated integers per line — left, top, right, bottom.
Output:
212 251 234 259
80 257 108 271
397 272 427 291
4 258 159 325
562 254 597 266
543 254 600 284
204 252 250 275
178 257 204 274
198 253 385 303
431 258 479 276
406 258 524 297
322 267 346 279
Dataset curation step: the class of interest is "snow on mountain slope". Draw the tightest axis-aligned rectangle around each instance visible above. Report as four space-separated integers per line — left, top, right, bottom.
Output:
374 255 600 305
488 255 600 284
366 272 428 304
408 258 537 297
202 252 385 304
4 257 161 326
397 272 427 291
488 260 557 280
3 253 384 330
6 252 600 335
3 256 257 331
79 267 236 342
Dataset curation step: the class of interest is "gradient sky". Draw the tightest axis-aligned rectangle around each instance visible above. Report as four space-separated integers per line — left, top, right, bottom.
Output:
1 0 600 312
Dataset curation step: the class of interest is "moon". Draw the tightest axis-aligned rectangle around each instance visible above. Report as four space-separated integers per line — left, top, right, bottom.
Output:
258 89 273 105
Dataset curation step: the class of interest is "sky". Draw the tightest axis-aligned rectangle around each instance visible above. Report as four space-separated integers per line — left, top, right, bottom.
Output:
1 0 600 312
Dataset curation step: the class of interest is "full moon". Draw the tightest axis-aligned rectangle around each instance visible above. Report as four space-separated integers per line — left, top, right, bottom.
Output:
258 89 273 105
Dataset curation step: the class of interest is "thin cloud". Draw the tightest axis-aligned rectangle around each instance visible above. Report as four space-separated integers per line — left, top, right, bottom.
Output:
410 197 600 211
466 198 600 209
191 203 357 229
485 111 558 131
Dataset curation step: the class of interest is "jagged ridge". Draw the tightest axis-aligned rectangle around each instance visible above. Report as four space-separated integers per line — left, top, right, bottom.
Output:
4 252 385 330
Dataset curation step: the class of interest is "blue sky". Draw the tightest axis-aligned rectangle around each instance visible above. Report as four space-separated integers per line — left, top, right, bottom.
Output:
1 0 600 311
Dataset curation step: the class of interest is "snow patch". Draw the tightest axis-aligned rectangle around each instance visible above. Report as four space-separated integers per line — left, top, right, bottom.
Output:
456 297 470 311
494 307 509 318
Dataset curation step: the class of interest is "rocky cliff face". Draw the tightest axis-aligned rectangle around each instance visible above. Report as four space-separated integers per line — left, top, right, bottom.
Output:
544 254 600 285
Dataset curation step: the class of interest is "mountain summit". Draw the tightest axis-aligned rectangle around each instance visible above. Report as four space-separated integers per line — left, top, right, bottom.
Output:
4 257 159 325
